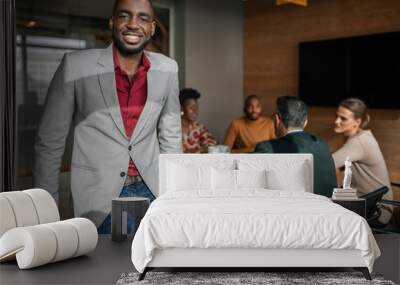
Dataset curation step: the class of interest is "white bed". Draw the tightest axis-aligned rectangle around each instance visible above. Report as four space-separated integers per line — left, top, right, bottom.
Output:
131 154 380 280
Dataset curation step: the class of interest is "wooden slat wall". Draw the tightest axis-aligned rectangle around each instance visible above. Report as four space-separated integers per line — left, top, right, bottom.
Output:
244 0 400 198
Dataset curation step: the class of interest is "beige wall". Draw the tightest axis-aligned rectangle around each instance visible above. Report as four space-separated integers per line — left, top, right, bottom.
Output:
244 0 400 196
184 0 244 142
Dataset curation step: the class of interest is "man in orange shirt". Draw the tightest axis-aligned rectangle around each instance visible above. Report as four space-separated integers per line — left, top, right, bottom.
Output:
224 95 275 153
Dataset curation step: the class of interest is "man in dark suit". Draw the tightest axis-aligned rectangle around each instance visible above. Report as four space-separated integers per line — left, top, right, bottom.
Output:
255 96 337 197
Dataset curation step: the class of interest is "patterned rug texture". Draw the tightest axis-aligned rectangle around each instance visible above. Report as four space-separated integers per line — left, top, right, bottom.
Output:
116 271 395 285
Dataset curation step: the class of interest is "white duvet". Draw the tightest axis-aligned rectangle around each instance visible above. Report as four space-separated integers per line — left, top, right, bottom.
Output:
131 190 380 273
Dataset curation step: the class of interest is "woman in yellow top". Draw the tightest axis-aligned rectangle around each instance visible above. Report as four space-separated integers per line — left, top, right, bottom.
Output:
224 95 275 153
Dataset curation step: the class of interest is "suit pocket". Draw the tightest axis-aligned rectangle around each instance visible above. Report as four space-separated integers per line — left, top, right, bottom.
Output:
71 163 98 172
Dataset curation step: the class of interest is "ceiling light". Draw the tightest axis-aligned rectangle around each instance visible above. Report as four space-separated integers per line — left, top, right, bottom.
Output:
25 21 37 28
276 0 308 7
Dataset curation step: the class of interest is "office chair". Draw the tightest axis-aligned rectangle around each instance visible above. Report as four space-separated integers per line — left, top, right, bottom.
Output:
360 184 400 234
360 186 389 227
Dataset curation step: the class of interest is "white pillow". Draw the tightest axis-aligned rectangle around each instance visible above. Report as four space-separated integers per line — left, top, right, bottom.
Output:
211 169 268 190
212 169 237 190
266 163 307 191
167 163 212 192
237 169 267 189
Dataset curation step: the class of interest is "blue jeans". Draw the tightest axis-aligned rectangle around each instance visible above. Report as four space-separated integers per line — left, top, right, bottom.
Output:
97 181 155 234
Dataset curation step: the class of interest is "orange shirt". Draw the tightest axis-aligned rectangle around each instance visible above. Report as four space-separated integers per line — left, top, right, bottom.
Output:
224 116 276 153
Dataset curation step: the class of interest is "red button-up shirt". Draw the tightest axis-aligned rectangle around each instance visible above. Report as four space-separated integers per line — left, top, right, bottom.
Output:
113 48 150 177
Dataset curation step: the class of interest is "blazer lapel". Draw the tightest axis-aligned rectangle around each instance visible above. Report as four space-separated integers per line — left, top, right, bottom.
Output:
97 45 128 140
130 67 156 144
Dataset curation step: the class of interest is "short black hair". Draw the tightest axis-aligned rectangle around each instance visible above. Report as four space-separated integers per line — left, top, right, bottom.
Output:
179 88 201 106
244 94 260 109
276 96 308 128
113 0 154 17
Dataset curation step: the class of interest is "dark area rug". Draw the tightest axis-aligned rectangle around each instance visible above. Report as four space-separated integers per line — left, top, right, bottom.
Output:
116 271 396 285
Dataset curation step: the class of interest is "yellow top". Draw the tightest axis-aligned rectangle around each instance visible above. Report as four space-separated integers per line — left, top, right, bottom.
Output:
224 116 276 153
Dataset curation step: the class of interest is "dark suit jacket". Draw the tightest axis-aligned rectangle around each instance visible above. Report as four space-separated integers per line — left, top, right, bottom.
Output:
255 131 337 197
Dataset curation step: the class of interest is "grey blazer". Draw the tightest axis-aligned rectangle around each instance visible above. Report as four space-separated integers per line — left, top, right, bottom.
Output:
33 45 182 226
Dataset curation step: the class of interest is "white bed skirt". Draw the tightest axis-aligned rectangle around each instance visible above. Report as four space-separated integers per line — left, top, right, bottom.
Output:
148 248 366 268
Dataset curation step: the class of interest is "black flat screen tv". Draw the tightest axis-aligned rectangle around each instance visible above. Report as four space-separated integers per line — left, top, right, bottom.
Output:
299 31 400 108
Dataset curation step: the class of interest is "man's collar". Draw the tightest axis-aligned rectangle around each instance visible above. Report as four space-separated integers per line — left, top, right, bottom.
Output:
112 46 151 72
285 129 304 136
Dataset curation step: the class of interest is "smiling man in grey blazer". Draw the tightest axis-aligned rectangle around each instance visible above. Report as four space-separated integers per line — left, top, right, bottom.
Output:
33 0 182 233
